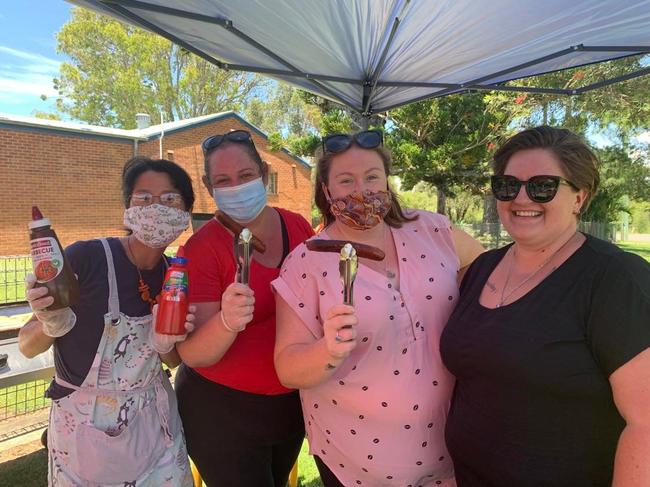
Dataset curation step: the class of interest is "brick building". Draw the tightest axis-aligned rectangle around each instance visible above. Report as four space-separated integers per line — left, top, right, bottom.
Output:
0 112 313 255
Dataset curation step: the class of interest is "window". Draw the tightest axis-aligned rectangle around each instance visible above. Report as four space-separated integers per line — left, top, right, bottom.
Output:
267 172 278 195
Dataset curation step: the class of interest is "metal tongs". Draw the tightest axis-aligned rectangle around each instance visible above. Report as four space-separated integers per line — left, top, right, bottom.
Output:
339 243 358 306
234 228 253 285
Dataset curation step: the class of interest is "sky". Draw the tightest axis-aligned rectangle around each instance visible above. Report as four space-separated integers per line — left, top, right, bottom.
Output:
0 1 647 148
0 0 72 117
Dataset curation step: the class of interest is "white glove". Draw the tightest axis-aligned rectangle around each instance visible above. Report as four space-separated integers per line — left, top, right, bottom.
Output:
150 304 196 354
25 274 77 338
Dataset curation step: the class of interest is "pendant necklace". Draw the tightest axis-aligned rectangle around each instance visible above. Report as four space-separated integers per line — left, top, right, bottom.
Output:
126 237 159 309
384 224 396 279
497 232 577 308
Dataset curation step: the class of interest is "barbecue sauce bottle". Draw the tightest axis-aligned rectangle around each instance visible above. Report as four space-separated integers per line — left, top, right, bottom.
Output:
155 246 189 335
28 206 80 310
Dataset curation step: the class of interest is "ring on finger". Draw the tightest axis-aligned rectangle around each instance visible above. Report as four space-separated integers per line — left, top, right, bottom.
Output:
335 331 343 342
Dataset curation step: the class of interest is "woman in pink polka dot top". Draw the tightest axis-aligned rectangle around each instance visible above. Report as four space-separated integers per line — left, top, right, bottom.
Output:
272 130 483 486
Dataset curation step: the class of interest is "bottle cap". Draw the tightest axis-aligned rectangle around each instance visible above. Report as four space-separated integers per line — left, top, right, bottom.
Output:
28 206 51 230
171 245 188 265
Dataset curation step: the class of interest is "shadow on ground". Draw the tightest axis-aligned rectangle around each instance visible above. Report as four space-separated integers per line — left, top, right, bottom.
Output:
0 447 47 486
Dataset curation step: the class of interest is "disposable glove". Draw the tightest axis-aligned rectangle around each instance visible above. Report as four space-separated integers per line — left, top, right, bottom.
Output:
149 304 196 354
25 274 76 338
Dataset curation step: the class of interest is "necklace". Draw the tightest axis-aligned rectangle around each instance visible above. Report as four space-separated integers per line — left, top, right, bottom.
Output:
497 233 577 308
384 224 396 279
126 237 159 308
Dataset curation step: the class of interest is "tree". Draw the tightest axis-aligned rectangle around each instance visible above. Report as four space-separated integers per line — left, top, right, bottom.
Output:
583 145 650 223
503 57 650 140
52 8 266 128
387 93 517 214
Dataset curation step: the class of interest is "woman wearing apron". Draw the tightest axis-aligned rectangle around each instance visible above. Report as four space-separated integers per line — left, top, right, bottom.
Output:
19 156 195 486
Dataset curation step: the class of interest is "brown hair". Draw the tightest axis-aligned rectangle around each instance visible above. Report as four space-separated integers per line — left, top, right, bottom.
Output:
203 138 265 179
314 143 417 228
493 126 600 214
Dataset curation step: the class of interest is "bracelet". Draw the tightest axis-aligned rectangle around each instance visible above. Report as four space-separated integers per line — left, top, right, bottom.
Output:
220 310 245 333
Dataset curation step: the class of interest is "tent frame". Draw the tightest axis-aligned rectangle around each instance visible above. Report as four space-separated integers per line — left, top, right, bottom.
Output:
98 0 650 115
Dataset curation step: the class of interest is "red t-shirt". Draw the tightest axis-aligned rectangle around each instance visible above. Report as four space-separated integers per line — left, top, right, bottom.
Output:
185 207 314 394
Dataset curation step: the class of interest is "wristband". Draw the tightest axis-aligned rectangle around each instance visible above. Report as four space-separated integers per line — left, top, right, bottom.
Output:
221 310 245 333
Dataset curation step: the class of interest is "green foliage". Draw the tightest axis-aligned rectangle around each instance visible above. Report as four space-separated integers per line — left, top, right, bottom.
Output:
30 111 62 121
446 190 483 224
243 83 319 137
583 145 650 222
387 93 511 212
266 132 284 152
629 200 650 233
398 181 438 213
319 109 355 135
287 134 321 158
504 56 650 140
53 8 266 128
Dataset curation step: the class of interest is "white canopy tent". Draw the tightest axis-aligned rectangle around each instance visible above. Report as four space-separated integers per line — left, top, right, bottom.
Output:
68 0 650 116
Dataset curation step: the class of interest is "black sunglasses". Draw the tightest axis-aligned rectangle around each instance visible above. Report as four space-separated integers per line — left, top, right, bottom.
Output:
491 175 578 203
202 130 252 154
322 130 383 154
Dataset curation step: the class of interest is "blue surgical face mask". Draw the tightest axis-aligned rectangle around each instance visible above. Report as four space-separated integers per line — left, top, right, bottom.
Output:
212 177 267 224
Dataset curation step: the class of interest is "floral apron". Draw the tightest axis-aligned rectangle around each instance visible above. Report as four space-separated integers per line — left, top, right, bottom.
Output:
47 239 193 487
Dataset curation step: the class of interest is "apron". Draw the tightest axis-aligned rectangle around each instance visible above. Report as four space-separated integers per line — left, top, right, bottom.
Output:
47 239 193 487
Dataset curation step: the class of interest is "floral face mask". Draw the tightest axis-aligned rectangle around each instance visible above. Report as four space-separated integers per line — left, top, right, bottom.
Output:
329 190 392 230
123 204 190 248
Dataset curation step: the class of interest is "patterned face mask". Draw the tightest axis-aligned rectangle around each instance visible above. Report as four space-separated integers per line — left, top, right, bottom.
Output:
123 204 190 248
329 190 392 230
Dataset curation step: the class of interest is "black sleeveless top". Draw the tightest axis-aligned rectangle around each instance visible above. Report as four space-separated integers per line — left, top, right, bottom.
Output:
440 234 650 487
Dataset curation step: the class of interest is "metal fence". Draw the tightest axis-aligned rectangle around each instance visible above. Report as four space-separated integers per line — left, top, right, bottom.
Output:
459 221 617 250
0 379 50 427
0 255 29 305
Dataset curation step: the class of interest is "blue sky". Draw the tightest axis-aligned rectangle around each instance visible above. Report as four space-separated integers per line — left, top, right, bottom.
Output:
0 0 72 117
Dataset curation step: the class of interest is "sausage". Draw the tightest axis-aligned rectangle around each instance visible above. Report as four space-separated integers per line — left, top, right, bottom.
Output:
215 211 266 253
306 239 385 261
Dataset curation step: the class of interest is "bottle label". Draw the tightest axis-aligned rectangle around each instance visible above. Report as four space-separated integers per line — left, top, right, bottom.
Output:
162 270 188 302
30 237 64 283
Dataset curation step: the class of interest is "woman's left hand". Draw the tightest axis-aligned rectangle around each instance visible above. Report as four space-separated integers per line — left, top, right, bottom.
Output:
150 304 196 354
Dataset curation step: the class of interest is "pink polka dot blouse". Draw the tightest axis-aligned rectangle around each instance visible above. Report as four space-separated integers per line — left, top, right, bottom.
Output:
272 211 459 486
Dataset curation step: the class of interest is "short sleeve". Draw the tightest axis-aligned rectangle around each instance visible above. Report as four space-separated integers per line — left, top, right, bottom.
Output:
272 244 324 339
65 240 99 289
185 230 226 302
588 252 650 376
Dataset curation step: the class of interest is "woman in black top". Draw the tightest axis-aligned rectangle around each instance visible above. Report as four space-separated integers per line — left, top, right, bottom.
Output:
440 126 650 487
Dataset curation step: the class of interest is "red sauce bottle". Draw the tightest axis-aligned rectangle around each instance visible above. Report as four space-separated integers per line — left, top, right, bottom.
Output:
155 246 189 335
28 206 80 310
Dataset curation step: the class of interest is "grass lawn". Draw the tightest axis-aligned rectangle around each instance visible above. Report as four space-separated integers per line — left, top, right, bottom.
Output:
0 443 47 486
617 241 650 262
0 256 30 304
0 438 322 486
0 381 50 420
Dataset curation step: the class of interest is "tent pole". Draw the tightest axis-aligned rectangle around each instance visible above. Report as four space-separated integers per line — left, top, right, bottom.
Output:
360 117 370 130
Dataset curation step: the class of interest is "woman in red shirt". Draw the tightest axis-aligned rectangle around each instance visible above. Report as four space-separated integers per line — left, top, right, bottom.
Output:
175 130 313 486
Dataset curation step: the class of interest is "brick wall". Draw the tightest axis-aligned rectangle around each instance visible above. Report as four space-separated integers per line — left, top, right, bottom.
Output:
0 115 312 255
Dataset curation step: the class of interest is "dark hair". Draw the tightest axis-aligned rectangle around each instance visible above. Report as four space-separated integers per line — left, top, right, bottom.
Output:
203 139 265 179
314 142 417 228
493 126 600 214
122 156 195 211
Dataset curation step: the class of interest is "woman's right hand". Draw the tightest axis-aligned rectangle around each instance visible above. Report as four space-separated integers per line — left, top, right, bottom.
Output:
323 304 358 362
220 282 255 332
25 274 76 337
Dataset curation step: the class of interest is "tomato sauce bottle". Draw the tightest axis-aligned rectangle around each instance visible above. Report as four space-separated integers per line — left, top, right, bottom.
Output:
28 206 80 310
155 246 189 335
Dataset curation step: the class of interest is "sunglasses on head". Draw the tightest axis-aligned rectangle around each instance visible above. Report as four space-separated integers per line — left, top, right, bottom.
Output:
322 129 383 154
491 175 578 203
202 130 252 154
